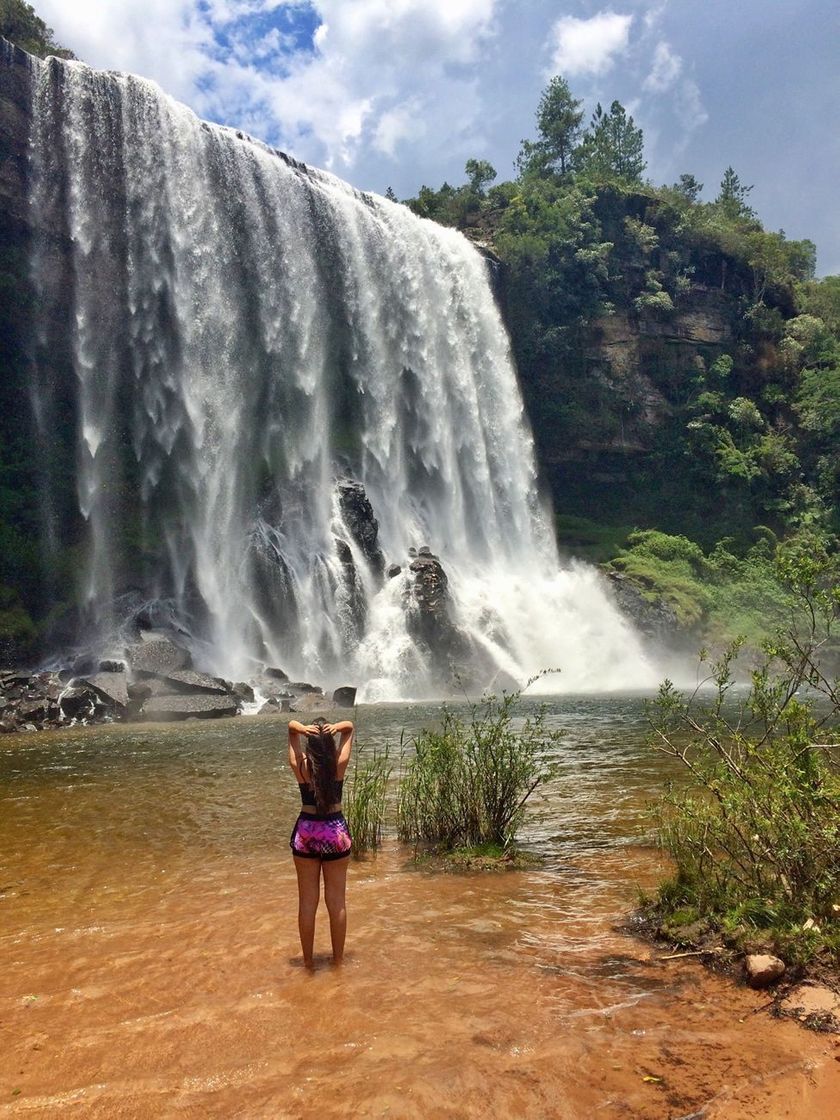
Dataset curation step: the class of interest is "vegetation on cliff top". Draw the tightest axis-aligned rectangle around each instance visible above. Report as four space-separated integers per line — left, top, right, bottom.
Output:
0 0 73 58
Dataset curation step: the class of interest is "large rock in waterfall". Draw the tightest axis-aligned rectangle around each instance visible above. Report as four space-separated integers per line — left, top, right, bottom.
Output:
405 550 487 689
336 480 385 574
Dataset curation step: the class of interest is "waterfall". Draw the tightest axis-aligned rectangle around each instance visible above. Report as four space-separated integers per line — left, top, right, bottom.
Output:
25 52 660 699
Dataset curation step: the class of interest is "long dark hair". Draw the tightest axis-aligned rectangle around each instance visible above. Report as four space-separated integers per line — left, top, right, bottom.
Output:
304 718 338 814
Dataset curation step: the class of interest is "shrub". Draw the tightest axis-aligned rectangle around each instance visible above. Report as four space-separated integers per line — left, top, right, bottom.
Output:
397 688 562 852
648 532 840 963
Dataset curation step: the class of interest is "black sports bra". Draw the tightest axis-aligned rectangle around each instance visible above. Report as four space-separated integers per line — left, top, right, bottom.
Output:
298 780 343 807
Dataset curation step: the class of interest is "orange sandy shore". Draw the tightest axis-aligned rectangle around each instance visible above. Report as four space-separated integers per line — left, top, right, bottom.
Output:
1 843 838 1119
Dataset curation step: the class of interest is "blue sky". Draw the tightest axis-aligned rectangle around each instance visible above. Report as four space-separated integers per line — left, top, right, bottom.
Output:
38 1 840 274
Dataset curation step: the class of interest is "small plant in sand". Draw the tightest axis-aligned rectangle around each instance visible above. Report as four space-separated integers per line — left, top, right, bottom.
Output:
397 684 562 854
648 530 840 965
343 743 392 853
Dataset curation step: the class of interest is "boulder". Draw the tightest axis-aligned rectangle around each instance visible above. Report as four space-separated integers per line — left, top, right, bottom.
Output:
292 693 326 712
744 954 786 989
231 681 255 703
18 698 48 721
151 669 229 695
386 564 402 579
257 700 283 715
289 682 323 695
264 666 289 681
141 693 239 720
127 638 191 675
332 686 357 708
98 659 125 673
59 685 98 720
336 479 385 573
79 672 129 709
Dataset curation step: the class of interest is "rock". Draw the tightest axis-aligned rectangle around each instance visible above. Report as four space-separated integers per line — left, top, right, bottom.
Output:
127 638 191 675
289 682 323 695
291 693 326 712
79 672 129 709
141 694 239 720
336 479 385 573
231 681 255 703
18 698 47 721
332 686 356 708
150 669 229 695
257 700 283 715
607 571 681 643
418 545 433 557
98 659 125 673
264 666 288 681
386 564 402 579
127 680 153 702
59 685 98 720
744 954 786 989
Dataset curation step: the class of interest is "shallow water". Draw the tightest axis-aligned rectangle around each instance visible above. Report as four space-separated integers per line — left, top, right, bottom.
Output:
1 698 838 1118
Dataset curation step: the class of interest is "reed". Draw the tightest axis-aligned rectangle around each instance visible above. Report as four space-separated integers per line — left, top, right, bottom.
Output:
344 743 392 853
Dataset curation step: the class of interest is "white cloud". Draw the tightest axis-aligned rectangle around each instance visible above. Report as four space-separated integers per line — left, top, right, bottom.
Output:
37 0 498 172
675 77 709 133
548 10 633 77
643 40 682 92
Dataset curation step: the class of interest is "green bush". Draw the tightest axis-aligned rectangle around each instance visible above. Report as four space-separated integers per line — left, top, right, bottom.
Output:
648 533 840 964
397 687 562 852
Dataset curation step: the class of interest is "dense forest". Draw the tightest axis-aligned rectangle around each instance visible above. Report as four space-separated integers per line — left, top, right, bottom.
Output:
1 3 838 660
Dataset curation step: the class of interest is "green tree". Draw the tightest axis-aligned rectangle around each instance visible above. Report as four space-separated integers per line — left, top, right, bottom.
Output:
384 186 398 202
672 173 703 203
575 100 646 184
715 165 755 221
464 158 497 196
516 75 584 179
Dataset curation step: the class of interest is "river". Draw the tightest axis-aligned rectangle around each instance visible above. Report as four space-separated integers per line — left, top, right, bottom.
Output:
1 697 838 1117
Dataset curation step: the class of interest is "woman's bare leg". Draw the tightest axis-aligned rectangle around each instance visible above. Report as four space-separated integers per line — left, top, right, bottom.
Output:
293 856 321 967
322 857 349 964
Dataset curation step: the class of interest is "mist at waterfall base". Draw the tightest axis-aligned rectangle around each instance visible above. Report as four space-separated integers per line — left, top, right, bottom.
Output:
24 50 661 702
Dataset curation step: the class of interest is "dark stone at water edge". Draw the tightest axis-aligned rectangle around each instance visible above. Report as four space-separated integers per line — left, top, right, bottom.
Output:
264 666 288 681
387 564 402 579
332 686 356 708
140 694 239 720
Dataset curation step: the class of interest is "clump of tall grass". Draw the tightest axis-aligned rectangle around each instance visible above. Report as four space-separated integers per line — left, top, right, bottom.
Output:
343 743 392 853
397 688 562 853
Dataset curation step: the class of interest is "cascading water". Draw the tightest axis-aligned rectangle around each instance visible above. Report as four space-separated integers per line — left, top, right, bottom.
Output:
24 51 661 699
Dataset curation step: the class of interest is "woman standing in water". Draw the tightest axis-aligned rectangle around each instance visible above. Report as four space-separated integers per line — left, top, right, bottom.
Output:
287 718 354 968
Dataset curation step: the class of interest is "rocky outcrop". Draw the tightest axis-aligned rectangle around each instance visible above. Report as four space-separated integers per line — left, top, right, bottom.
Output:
336 479 385 573
606 572 681 644
141 693 239 720
405 548 490 690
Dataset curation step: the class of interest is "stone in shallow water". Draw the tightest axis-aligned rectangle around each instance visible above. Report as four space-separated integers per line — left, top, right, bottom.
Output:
79 672 129 709
332 686 356 708
141 693 239 720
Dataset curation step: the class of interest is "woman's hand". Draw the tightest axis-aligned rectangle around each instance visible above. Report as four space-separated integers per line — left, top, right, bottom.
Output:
288 720 321 736
323 720 353 736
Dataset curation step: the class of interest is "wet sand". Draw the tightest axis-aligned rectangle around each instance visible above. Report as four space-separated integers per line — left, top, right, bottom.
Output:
2 842 838 1118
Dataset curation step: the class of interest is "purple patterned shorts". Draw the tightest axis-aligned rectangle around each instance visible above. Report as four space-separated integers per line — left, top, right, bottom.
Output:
290 812 352 861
